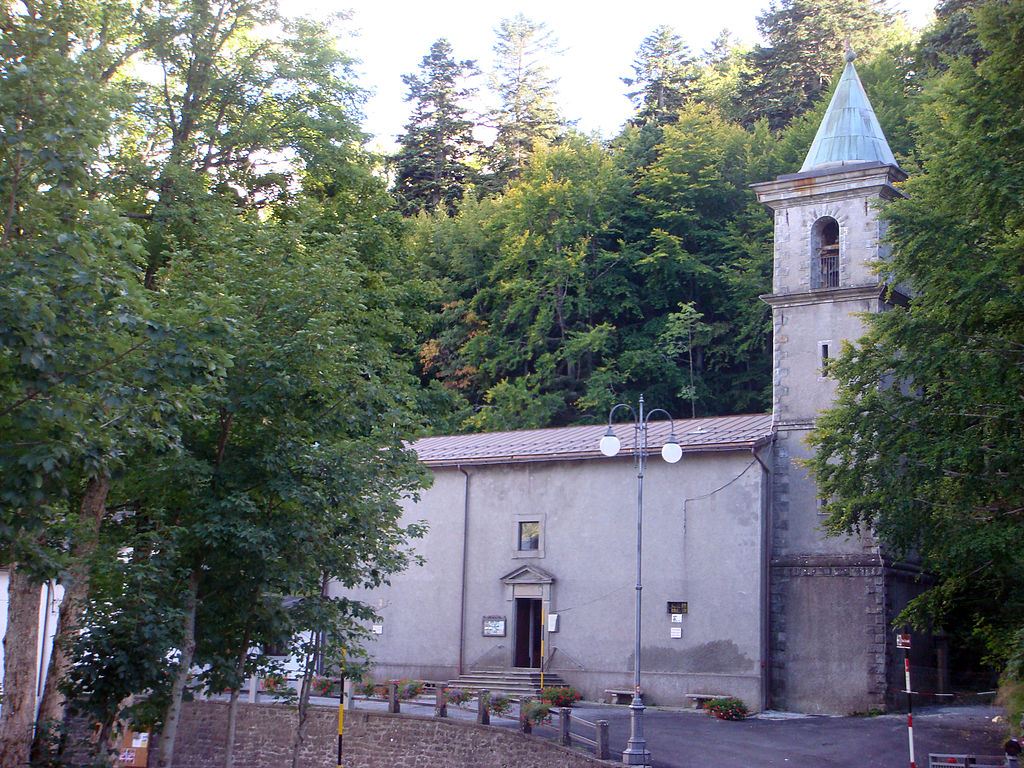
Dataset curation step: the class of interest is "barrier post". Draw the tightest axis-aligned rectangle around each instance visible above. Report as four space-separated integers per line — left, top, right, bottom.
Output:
476 690 490 725
559 708 571 746
897 632 915 768
435 687 447 718
596 720 610 759
388 682 400 714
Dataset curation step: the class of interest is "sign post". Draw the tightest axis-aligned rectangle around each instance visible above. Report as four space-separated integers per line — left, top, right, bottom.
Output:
896 633 915 768
337 649 345 768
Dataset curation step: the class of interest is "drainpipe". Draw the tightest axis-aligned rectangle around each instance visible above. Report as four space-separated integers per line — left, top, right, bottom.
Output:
457 465 471 676
752 438 775 714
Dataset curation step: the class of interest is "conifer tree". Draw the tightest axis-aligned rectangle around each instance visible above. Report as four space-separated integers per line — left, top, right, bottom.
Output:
623 25 699 125
486 14 562 189
393 39 478 216
739 0 900 129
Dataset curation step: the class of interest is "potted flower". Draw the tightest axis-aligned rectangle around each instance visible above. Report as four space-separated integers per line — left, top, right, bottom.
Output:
704 697 749 721
443 687 472 706
539 685 582 708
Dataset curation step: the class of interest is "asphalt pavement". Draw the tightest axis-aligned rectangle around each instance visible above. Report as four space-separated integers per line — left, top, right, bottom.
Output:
344 696 1008 768
565 703 1007 768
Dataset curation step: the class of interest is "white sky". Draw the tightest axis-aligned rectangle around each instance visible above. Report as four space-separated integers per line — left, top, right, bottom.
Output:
285 0 940 150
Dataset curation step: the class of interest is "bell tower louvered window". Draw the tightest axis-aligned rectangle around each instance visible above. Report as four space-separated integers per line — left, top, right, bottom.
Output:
813 217 840 288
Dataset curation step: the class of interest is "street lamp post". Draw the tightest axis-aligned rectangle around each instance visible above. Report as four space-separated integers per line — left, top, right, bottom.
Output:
599 394 682 768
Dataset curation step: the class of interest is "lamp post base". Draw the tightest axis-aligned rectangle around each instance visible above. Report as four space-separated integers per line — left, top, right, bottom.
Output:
621 697 650 767
622 746 652 767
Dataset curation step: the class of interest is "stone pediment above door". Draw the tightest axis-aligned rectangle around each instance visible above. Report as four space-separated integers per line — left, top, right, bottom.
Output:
500 564 555 586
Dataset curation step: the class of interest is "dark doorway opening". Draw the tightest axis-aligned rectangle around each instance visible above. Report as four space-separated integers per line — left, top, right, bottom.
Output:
514 598 542 668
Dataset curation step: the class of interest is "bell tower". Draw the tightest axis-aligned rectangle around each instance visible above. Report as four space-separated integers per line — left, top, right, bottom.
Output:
751 52 912 713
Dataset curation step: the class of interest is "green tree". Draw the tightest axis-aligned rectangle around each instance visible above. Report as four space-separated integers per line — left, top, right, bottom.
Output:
916 0 986 72
806 0 1024 680
0 3 231 761
739 0 902 129
392 39 479 216
623 25 700 125
623 105 773 415
0 2 431 765
464 135 630 428
486 14 562 189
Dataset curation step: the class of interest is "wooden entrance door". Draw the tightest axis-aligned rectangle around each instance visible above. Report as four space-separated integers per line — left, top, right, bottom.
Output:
513 598 542 668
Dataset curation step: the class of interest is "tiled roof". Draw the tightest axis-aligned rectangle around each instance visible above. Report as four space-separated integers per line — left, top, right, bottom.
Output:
412 413 774 467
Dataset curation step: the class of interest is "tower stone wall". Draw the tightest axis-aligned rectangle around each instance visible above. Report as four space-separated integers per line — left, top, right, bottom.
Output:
751 55 921 711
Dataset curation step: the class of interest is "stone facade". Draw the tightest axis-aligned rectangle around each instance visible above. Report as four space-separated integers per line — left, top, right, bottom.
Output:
170 701 616 768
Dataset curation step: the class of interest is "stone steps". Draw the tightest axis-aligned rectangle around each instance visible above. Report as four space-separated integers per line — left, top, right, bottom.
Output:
445 669 569 699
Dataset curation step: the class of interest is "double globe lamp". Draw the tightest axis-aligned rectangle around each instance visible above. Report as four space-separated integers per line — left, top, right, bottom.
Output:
598 395 681 767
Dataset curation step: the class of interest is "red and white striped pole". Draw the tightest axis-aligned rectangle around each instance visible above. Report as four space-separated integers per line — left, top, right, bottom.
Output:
898 633 915 768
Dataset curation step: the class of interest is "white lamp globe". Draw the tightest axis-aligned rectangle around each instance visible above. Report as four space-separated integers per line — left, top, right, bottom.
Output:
599 432 621 457
661 440 682 464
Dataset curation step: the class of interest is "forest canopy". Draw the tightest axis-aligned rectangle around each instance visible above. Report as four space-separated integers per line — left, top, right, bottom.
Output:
3 0 1022 763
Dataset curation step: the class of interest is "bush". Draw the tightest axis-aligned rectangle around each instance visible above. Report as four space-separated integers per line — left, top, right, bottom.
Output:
396 679 425 699
703 697 748 720
484 692 513 717
356 679 386 699
520 698 553 726
443 687 472 705
262 673 289 694
311 675 336 696
539 685 582 707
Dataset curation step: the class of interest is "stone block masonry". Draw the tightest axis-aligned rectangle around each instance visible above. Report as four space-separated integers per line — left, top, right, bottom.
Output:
172 700 617 768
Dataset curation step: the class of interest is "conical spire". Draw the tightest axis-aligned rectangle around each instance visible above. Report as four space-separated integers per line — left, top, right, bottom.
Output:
800 50 898 172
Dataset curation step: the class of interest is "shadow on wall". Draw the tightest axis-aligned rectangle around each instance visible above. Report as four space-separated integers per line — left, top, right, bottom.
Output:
632 640 754 674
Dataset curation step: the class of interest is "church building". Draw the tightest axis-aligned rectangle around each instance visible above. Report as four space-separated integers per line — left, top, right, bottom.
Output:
336 53 934 715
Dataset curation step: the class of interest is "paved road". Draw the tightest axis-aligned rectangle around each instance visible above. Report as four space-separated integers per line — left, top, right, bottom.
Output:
566 704 1007 768
342 697 1007 767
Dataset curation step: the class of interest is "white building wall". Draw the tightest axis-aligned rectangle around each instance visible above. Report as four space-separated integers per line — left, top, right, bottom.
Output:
338 449 768 709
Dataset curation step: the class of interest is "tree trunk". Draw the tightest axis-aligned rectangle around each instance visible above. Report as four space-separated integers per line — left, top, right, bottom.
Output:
289 647 317 768
34 475 110 746
222 633 250 768
157 569 200 768
223 687 240 768
0 566 41 768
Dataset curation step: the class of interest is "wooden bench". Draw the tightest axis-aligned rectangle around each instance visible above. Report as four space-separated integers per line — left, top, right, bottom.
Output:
604 689 634 705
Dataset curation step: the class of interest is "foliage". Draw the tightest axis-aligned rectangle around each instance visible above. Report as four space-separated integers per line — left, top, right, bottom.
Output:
623 25 700 125
806 0 1024 671
443 687 473 705
485 14 563 189
312 675 337 696
483 692 513 717
538 685 582 707
396 679 426 699
356 679 387 699
738 0 904 129
393 39 479 216
519 698 553 726
702 696 749 720
0 1 433 762
262 673 291 696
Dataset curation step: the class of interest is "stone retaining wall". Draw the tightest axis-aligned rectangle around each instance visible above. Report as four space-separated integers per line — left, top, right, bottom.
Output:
173 700 616 768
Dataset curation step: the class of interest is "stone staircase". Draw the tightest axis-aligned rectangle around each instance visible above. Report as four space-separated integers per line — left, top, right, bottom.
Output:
445 668 569 699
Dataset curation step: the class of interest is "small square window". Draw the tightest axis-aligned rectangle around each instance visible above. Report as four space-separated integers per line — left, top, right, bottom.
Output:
518 521 540 551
